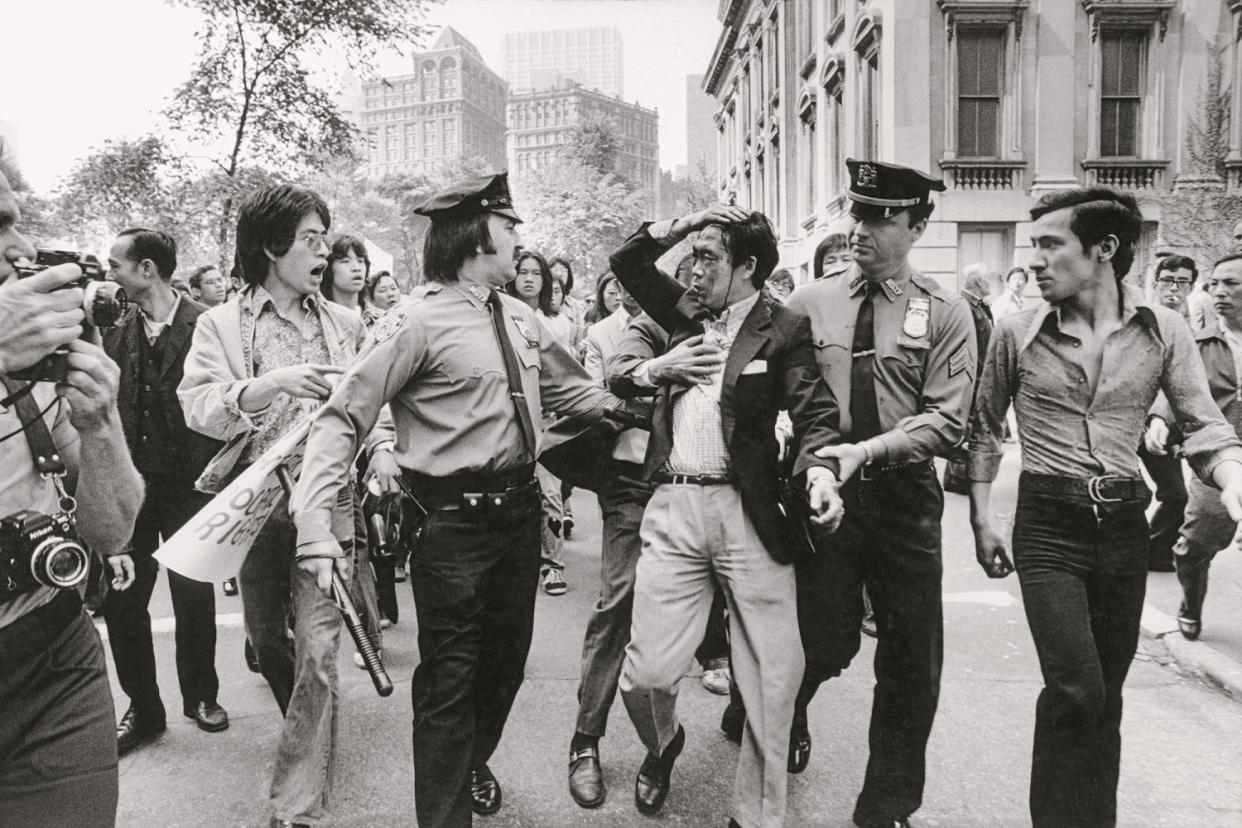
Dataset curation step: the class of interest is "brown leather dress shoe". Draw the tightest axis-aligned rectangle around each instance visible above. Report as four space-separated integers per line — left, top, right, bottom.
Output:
568 744 605 808
470 764 502 816
634 725 685 815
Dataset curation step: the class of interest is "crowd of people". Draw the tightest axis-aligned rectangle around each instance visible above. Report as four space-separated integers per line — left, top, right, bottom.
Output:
3 125 1242 828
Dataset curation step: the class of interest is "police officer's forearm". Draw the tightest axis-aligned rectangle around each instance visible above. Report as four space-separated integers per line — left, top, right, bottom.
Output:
74 418 144 557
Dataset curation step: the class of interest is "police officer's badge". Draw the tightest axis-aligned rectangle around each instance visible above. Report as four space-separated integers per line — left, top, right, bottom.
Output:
857 163 879 188
903 297 930 338
371 307 407 344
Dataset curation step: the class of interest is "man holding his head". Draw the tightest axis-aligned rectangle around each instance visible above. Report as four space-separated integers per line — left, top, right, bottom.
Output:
610 205 844 827
968 190 1242 827
102 229 227 756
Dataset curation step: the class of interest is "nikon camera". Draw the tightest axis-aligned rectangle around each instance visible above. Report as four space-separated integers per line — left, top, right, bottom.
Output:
0 509 90 597
10 249 128 383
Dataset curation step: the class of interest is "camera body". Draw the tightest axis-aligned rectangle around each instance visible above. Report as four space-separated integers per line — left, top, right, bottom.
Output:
0 509 90 597
10 249 129 383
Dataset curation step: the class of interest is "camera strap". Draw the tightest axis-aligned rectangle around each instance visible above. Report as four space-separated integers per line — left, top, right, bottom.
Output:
0 375 69 481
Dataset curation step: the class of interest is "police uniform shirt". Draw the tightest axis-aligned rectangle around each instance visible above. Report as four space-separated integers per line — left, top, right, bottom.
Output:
786 263 976 465
293 281 617 548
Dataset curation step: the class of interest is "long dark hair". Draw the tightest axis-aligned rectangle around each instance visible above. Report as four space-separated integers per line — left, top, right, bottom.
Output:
506 251 557 315
593 272 618 321
235 185 330 287
322 235 370 304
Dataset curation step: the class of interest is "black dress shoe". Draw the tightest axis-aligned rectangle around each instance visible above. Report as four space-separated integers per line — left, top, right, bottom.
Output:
720 700 744 744
1178 615 1202 640
184 701 230 732
635 725 685 815
788 728 811 774
470 764 502 816
568 743 605 808
117 705 166 756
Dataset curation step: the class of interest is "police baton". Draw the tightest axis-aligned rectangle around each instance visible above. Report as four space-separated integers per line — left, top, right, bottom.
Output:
275 466 393 698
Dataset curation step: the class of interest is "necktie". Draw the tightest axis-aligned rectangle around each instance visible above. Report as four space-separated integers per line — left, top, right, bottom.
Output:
487 291 538 463
850 282 882 440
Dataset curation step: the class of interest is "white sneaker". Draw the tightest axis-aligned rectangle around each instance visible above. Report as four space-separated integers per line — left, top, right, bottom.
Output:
543 569 567 596
702 666 731 696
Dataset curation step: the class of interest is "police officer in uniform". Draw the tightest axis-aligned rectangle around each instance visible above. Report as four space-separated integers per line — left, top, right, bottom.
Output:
786 160 976 828
291 173 619 828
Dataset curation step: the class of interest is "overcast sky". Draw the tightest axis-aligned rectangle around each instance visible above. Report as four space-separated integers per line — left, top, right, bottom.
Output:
2 0 720 192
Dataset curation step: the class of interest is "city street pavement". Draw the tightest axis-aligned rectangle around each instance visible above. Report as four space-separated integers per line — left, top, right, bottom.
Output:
107 448 1242 827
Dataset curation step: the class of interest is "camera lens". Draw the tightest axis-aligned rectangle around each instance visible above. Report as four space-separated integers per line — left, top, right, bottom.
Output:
30 537 90 589
82 281 129 327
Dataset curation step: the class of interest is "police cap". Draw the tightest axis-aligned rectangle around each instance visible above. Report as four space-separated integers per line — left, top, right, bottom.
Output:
846 158 946 220
412 171 523 224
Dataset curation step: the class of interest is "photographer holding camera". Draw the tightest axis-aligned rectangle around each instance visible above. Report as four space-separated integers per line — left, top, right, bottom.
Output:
0 147 145 827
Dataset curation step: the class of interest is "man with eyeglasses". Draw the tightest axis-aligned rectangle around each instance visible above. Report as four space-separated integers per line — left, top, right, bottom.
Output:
1140 254 1201 571
179 185 382 828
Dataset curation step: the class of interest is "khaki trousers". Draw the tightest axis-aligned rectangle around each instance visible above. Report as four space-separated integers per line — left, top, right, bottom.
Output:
620 483 802 828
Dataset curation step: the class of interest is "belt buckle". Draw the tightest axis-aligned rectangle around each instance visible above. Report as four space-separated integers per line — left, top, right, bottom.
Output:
860 463 875 482
1087 475 1123 504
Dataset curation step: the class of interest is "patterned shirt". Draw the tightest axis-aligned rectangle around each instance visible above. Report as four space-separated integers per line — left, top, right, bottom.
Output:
967 284 1242 484
666 291 761 475
244 286 332 462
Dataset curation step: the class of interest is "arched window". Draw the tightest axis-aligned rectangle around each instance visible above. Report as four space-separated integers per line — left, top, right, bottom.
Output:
440 57 458 98
421 60 438 101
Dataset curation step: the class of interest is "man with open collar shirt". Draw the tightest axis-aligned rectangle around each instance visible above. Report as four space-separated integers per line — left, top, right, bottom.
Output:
610 205 844 828
784 159 976 828
292 172 620 828
968 189 1242 828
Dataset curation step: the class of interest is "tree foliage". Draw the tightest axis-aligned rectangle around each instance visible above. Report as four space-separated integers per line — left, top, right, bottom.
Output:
164 0 436 264
562 116 621 179
512 158 646 283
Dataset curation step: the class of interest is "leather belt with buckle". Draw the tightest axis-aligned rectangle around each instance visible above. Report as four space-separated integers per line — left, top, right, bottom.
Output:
655 473 736 486
402 464 537 512
1021 472 1148 504
859 460 931 481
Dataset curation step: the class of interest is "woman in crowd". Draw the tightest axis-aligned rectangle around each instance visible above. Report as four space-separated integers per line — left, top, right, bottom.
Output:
362 270 401 327
991 265 1030 319
507 251 574 595
549 257 585 344
591 271 621 324
813 226 855 281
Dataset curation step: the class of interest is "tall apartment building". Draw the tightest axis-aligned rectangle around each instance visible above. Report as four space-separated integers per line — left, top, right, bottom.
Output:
504 27 624 98
360 27 507 178
685 74 718 179
705 1 1242 290
508 78 660 211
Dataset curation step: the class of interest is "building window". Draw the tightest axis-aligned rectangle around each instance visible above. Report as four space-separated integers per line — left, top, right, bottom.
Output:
853 10 881 161
443 119 457 156
421 61 437 101
957 29 1004 158
423 121 438 158
440 58 458 98
1099 31 1144 157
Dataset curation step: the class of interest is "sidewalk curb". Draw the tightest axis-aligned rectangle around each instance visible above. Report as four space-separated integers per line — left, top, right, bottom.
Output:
1140 602 1242 701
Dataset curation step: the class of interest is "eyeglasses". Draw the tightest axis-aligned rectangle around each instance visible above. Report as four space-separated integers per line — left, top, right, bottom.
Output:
1155 277 1193 288
297 230 329 249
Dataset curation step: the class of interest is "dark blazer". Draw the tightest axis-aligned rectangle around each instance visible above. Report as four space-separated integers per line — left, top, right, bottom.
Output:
608 224 842 564
104 297 221 484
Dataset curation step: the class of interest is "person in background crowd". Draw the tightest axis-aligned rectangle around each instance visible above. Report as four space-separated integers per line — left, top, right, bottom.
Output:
812 224 855 281
364 270 402 316
292 171 619 827
611 204 844 827
189 265 228 308
509 250 573 595
1146 252 1242 640
593 271 621 324
321 235 370 320
550 256 586 344
0 143 144 828
1140 254 1200 572
991 265 1029 318
178 185 375 828
969 189 1242 828
765 268 795 304
787 159 974 828
170 273 193 300
942 264 994 496
101 228 228 756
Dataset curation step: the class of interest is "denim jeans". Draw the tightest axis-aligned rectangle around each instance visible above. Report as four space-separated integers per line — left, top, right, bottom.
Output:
409 487 541 828
239 495 343 825
1012 477 1150 828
